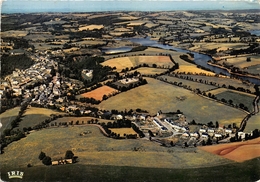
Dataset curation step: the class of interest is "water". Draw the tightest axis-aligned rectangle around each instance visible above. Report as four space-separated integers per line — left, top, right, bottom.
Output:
2 1 260 14
102 46 132 54
103 37 260 85
250 30 260 36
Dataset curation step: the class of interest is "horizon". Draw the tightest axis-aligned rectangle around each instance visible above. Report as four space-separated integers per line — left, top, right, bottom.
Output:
1 0 260 14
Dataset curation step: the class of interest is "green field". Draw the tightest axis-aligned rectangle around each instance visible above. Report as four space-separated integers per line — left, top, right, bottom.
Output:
0 107 20 132
212 89 255 112
183 75 255 93
99 77 247 126
0 125 259 182
245 114 260 133
129 67 167 75
49 116 114 125
16 107 64 130
159 75 217 92
0 126 230 169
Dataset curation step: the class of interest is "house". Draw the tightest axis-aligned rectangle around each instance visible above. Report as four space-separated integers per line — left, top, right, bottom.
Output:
51 159 73 166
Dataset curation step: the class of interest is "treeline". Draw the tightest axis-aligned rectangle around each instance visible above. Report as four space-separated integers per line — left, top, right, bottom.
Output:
0 101 30 154
1 54 34 78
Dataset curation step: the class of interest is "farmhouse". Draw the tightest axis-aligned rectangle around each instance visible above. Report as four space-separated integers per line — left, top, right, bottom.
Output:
51 159 73 166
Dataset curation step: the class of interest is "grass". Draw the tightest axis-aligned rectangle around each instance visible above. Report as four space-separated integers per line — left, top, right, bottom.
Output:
1 125 259 182
16 107 64 130
99 77 247 126
208 88 255 112
0 107 20 132
49 116 114 125
102 56 174 72
220 55 260 69
159 75 217 92
245 114 260 133
109 128 137 136
129 67 167 75
1 159 260 182
186 75 255 93
76 86 118 101
0 125 231 170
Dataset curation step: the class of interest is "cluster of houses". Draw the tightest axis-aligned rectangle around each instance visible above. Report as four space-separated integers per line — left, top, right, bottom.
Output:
1 52 84 108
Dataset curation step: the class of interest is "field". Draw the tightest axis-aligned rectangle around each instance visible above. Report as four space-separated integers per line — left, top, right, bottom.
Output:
207 88 255 112
16 107 64 130
200 137 260 162
219 55 260 69
247 64 260 75
129 67 167 75
99 77 247 126
182 75 255 93
78 24 104 31
102 56 174 72
159 75 217 92
0 107 20 132
49 116 114 125
76 85 118 101
110 128 137 136
0 125 231 170
190 42 248 52
245 114 260 133
1 30 28 37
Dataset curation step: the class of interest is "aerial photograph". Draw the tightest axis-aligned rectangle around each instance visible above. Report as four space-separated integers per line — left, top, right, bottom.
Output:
0 0 260 181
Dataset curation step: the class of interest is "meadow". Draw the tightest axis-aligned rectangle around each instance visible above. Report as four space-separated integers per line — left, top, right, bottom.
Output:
159 75 217 92
110 128 137 136
219 55 260 69
183 74 255 93
16 107 64 130
0 107 20 132
129 67 167 75
102 56 174 72
210 88 255 112
99 77 247 126
0 125 230 170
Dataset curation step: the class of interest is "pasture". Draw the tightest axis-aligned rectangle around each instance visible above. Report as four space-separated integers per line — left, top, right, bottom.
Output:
159 75 217 92
110 128 137 136
76 85 118 101
245 114 260 133
102 56 174 72
220 55 260 69
49 116 113 125
1 30 28 37
184 74 255 93
99 77 247 126
0 125 230 170
208 88 255 112
16 107 64 130
129 67 167 75
0 107 20 132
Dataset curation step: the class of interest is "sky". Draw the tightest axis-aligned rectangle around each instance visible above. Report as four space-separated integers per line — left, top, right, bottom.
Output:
1 0 260 13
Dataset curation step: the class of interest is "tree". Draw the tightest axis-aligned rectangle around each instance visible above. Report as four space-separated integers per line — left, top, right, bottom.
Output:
42 156 52 165
39 151 46 160
65 150 74 159
215 121 219 128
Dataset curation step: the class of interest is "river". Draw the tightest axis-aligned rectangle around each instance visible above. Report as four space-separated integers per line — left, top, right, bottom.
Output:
102 37 260 85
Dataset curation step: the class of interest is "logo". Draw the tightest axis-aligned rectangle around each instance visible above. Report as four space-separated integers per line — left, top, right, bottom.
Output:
7 171 24 179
